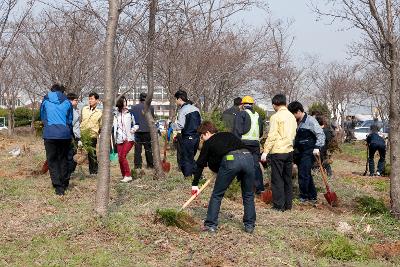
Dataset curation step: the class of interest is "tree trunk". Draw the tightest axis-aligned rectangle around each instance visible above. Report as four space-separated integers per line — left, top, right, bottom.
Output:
388 46 400 218
144 0 164 178
7 109 14 135
95 0 120 216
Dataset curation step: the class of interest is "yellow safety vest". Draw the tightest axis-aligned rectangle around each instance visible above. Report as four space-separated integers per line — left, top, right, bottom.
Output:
242 109 260 141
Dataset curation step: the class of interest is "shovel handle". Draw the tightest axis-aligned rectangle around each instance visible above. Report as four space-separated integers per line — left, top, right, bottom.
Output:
179 177 213 211
315 154 331 193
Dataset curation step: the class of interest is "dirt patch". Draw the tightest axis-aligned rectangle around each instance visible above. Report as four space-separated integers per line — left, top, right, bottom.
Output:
373 241 400 259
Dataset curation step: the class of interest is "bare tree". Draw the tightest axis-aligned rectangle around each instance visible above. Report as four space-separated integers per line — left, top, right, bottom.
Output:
143 0 164 178
95 0 121 216
312 62 361 126
313 0 400 218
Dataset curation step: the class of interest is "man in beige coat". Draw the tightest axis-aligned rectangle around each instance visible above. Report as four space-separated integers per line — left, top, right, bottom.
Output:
80 92 102 175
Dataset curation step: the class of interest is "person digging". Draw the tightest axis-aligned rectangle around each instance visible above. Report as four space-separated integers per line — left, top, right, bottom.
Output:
191 121 256 234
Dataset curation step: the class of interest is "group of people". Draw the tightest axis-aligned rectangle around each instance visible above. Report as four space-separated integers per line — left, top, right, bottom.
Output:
40 84 386 234
40 85 155 195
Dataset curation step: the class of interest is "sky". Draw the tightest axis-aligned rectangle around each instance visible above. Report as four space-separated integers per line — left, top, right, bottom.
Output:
240 0 361 63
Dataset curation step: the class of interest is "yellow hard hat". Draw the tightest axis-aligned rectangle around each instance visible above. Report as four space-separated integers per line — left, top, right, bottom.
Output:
241 96 254 104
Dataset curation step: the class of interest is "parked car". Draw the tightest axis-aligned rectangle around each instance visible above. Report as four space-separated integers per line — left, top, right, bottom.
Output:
353 127 370 140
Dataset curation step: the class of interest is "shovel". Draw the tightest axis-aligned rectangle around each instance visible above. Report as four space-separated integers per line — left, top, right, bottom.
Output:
315 154 338 206
363 144 369 176
41 160 49 174
161 122 171 172
179 177 213 211
259 162 272 204
110 136 118 162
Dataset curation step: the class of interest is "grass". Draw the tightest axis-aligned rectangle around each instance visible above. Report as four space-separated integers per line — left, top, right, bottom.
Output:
1 134 400 266
318 234 371 261
355 196 389 215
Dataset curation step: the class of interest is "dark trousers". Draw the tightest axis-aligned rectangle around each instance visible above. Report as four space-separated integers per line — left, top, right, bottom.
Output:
66 140 77 181
298 152 317 200
320 148 332 176
270 152 293 210
179 135 199 177
369 144 386 174
244 145 264 193
134 132 154 169
44 139 71 192
205 151 256 228
88 138 98 174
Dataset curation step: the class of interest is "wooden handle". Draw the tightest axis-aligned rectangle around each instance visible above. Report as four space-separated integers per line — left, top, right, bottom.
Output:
315 154 331 193
179 178 213 211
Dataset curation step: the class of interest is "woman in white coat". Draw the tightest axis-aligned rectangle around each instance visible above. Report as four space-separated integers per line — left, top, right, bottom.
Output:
113 96 138 182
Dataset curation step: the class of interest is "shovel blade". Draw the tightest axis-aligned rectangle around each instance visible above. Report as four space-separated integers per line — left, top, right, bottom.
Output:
41 161 49 174
324 191 338 206
162 160 171 172
261 190 273 204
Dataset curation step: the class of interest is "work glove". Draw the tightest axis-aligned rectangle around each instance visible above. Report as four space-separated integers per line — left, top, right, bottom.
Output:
313 148 320 156
261 152 268 162
77 140 83 147
191 186 200 196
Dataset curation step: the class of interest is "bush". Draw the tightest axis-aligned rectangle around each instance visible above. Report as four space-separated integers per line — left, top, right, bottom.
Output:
202 110 227 131
384 163 391 176
224 179 241 200
154 209 197 232
355 196 388 215
253 105 266 121
308 102 331 117
318 235 370 261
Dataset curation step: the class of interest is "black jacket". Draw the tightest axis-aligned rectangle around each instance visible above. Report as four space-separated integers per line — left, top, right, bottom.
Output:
129 102 155 133
192 132 246 186
232 107 263 148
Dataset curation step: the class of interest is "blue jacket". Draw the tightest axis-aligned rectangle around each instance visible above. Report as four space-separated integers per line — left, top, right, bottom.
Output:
40 91 73 139
172 103 201 137
366 132 385 147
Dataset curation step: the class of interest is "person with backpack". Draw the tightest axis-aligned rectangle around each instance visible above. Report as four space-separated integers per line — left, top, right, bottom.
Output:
113 96 138 182
366 125 386 176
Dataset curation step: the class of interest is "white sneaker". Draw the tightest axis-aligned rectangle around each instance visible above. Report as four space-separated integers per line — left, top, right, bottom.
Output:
120 176 133 183
376 171 381 176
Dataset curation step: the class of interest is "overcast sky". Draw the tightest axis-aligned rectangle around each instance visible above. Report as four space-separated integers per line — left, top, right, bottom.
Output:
240 0 360 63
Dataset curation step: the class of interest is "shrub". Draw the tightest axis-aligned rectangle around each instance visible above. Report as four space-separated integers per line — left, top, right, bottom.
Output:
318 235 370 261
355 196 388 215
253 105 266 121
308 102 331 117
384 163 391 176
202 110 227 131
154 209 197 232
224 179 241 200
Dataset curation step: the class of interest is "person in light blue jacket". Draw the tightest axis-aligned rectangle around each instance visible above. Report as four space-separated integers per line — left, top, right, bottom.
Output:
40 84 73 195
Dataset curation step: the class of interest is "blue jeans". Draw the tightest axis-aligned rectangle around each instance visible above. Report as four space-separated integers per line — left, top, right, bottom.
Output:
369 144 385 174
298 152 317 200
204 151 256 229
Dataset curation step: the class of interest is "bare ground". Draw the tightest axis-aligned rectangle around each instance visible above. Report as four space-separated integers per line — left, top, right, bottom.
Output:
0 133 399 266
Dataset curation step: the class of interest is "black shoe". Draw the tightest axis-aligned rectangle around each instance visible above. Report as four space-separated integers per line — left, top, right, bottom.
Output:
244 226 254 234
271 206 285 212
201 225 216 233
55 188 65 196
